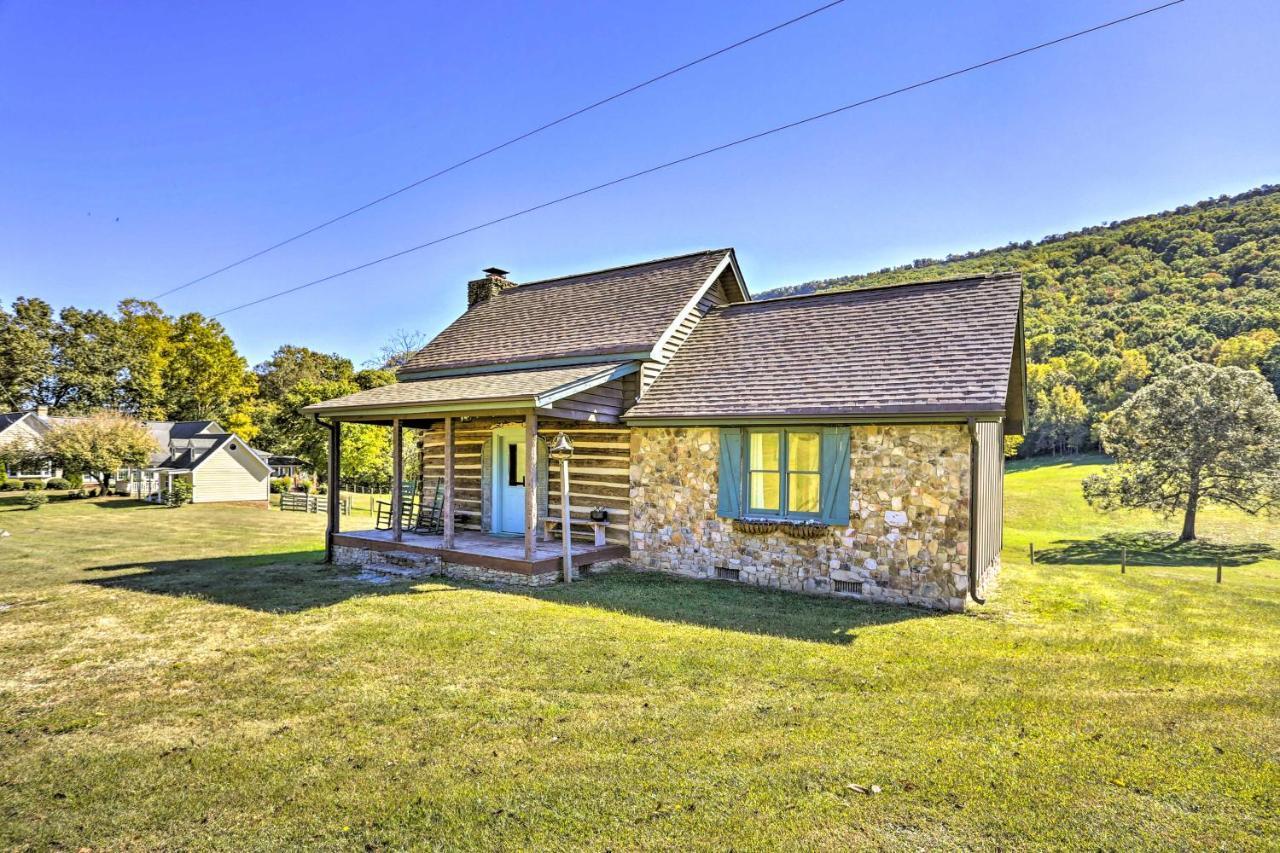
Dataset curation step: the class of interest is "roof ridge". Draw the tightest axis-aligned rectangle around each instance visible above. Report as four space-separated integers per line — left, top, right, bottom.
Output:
728 271 1020 310
513 248 731 289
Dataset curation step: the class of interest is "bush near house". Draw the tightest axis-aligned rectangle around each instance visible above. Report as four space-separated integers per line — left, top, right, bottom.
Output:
64 471 84 489
21 480 43 491
20 492 48 510
44 477 71 490
270 477 293 494
165 479 193 507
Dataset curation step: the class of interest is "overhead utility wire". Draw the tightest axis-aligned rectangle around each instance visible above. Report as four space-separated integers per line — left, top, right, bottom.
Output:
209 0 1186 319
153 0 850 299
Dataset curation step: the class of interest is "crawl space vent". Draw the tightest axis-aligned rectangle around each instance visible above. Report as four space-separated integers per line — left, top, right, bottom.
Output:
715 566 740 581
833 580 863 595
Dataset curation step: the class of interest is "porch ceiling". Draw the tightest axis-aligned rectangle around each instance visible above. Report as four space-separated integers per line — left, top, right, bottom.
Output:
301 361 635 421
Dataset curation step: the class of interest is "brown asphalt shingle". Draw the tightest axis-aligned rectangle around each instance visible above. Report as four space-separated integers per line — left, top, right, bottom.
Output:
625 274 1022 420
302 362 628 414
398 249 732 374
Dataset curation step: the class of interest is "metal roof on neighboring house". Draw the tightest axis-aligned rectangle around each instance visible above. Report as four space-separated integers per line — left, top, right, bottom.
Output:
304 361 632 415
625 273 1024 421
397 249 741 375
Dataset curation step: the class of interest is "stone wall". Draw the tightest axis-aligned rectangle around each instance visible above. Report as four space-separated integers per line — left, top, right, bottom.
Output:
332 545 559 587
629 425 975 611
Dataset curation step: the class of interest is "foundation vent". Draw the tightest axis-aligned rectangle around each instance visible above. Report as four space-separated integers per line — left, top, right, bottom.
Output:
833 579 863 595
715 566 740 581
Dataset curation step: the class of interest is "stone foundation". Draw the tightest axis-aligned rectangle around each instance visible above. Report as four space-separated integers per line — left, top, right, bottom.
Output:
332 545 559 587
630 425 978 611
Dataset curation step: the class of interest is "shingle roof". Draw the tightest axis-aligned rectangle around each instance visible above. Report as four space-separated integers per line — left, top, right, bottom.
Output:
397 249 734 375
626 274 1023 420
303 362 630 414
0 412 26 433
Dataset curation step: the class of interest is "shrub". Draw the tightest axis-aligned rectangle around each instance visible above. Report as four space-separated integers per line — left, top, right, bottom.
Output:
22 480 44 491
45 477 71 490
22 492 48 510
316 483 328 495
270 477 292 494
64 471 84 489
166 479 193 507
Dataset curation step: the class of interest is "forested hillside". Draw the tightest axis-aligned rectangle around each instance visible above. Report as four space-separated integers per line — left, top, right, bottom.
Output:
762 185 1280 455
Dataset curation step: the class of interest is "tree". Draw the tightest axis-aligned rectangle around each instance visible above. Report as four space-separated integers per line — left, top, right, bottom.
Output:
160 313 258 427
252 345 395 475
1083 363 1280 541
40 412 160 492
0 298 55 410
368 329 428 369
116 299 174 418
1031 384 1089 455
1215 329 1278 371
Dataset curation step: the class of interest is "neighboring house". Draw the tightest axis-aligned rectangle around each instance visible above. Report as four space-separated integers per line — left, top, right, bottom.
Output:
303 249 1025 611
0 407 87 481
263 455 310 480
120 421 271 504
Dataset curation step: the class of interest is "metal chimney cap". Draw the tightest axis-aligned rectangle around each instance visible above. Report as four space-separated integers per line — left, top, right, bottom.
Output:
482 267 509 278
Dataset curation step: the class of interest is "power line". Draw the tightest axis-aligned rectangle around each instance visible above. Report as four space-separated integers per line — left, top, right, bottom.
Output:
209 0 1187 319
153 0 850 300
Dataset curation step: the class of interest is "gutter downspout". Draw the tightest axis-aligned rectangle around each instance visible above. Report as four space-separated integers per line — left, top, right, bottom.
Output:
967 417 985 605
314 415 337 564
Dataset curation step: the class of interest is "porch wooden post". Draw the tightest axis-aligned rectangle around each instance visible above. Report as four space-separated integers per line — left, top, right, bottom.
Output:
391 417 403 543
443 416 455 548
559 456 572 583
325 420 341 563
524 411 538 561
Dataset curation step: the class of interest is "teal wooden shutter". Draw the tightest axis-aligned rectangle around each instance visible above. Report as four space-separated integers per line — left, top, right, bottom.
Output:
717 427 743 518
819 426 851 526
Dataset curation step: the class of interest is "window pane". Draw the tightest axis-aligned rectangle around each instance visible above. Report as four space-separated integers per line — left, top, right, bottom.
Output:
750 472 780 511
788 473 820 513
749 431 780 470
788 431 820 471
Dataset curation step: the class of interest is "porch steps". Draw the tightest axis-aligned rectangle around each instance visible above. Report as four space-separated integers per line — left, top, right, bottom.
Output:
360 549 441 579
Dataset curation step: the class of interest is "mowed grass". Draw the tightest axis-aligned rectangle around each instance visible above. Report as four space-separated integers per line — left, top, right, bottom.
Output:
0 460 1277 850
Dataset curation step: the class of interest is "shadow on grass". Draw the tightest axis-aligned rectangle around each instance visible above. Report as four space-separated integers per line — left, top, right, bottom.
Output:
79 550 425 613
77 550 935 643
516 570 938 645
1035 531 1279 567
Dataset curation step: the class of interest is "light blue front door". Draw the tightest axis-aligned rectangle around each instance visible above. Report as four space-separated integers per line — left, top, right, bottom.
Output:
492 427 526 535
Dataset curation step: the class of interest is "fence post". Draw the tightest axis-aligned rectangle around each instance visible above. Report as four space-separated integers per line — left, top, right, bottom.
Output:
1216 558 1222 584
1121 547 1126 575
1029 543 1035 565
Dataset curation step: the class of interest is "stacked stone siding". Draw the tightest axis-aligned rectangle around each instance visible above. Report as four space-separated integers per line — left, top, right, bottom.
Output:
629 424 976 611
332 545 559 587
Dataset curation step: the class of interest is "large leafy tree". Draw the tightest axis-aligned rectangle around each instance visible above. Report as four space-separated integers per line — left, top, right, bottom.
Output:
252 345 395 477
1083 363 1280 540
159 313 258 433
40 412 160 492
116 299 174 419
0 298 55 410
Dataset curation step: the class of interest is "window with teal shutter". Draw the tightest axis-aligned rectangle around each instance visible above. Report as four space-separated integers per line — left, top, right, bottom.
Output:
717 426 850 524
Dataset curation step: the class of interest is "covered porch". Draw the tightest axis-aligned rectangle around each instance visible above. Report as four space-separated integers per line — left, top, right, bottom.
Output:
301 361 636 584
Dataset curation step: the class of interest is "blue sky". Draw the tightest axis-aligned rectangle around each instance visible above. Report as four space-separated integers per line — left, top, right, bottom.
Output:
2 0 1277 365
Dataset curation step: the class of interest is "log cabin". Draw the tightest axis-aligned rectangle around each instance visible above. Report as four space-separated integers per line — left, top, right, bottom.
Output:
302 248 1025 610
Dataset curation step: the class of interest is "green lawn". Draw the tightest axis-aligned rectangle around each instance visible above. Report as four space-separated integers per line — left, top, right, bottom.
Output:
1 459 1277 850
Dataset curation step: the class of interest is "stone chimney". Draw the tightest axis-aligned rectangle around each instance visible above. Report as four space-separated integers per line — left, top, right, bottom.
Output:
36 405 49 420
467 267 516 309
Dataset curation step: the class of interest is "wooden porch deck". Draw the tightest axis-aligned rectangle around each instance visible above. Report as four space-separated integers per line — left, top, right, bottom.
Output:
332 528 628 577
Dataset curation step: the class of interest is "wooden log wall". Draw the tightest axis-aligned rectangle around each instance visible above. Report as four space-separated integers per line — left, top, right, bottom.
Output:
416 416 630 545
